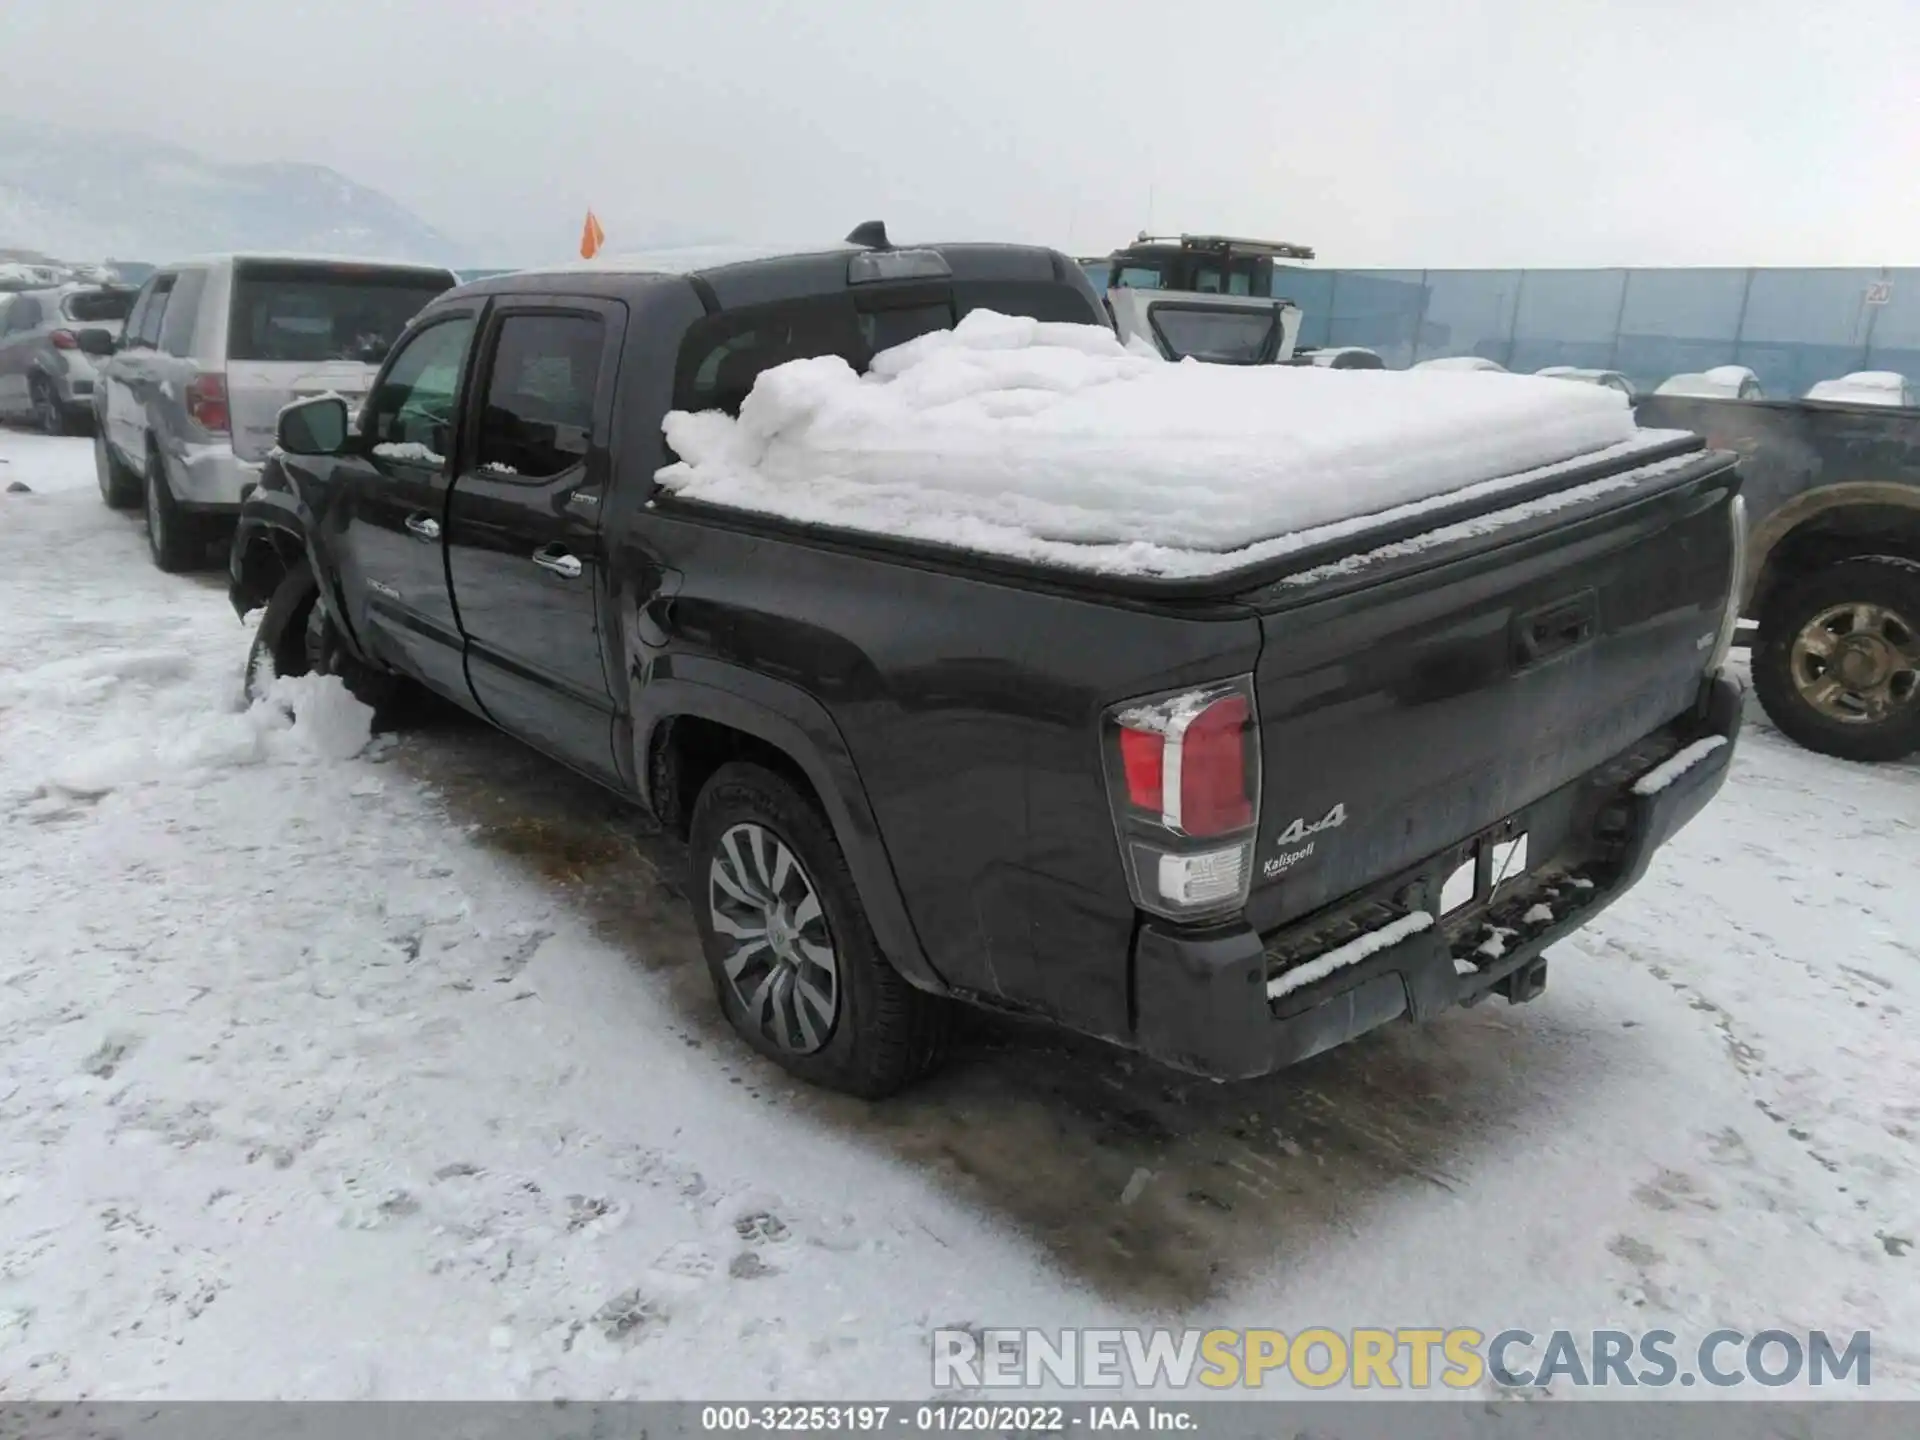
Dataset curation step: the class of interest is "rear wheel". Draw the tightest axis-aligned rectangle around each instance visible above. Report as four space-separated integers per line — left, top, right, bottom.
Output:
1753 557 1920 762
689 762 951 1097
95 431 141 509
144 448 204 573
31 378 68 436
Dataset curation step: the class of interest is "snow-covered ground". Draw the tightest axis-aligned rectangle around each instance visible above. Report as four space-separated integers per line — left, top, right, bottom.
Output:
1 428 1915 1399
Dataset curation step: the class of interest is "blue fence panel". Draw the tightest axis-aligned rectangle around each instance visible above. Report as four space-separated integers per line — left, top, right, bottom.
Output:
1074 260 1918 395
1733 268 1883 399
1864 268 1920 384
1414 270 1520 365
1272 266 1336 348
1324 270 1426 367
1612 268 1749 393
1508 270 1627 375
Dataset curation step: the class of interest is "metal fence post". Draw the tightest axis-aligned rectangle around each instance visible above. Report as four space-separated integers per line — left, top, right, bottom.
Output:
1606 269 1631 371
1730 266 1756 367
1505 270 1526 369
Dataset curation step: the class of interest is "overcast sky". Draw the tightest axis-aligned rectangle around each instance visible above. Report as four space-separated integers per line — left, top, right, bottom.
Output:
6 0 1917 267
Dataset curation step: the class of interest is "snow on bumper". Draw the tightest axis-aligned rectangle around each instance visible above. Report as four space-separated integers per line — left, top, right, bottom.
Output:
1130 672 1744 1081
169 442 261 509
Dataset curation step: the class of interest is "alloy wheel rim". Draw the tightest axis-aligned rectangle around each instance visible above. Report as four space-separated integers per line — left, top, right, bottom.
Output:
708 821 839 1055
1790 600 1920 725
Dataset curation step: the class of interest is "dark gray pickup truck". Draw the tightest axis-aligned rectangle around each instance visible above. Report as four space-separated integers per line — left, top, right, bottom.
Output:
229 237 1746 1096
1636 392 1920 762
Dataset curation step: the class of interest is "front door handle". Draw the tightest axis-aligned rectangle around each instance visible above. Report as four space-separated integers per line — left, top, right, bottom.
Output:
405 513 440 541
532 544 583 579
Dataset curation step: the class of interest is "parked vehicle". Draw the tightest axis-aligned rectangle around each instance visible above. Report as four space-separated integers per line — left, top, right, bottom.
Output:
0 285 136 433
1295 345 1385 370
1412 355 1507 373
1803 371 1916 408
1636 388 1920 761
80 254 458 572
1536 366 1635 398
232 235 1743 1097
1097 234 1309 364
1654 366 1764 401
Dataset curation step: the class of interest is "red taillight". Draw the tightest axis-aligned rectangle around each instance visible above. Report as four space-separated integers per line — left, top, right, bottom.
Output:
1105 677 1262 920
1177 694 1253 835
1119 728 1164 811
186 372 230 433
1112 685 1257 838
50 329 78 350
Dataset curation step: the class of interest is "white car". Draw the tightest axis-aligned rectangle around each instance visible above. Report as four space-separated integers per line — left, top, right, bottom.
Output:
1803 371 1917 407
1412 355 1507 373
1653 365 1764 400
1536 365 1635 398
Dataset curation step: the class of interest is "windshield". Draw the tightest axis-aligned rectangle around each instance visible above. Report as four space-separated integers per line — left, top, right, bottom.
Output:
63 289 137 324
1148 304 1278 364
227 263 455 364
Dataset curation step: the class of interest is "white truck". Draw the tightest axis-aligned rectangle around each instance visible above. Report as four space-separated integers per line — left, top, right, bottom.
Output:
1092 233 1317 366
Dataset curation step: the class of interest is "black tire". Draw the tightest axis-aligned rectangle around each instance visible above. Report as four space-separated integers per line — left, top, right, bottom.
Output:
243 555 406 721
31 377 68 436
95 430 141 509
143 448 204 573
1753 556 1920 763
244 559 320 701
689 762 951 1097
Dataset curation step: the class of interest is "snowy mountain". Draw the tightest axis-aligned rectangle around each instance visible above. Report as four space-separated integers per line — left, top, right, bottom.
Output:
0 116 464 266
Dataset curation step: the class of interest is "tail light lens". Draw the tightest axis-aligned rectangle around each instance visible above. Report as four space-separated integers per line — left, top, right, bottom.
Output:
186 372 230 433
1102 676 1261 921
50 328 78 350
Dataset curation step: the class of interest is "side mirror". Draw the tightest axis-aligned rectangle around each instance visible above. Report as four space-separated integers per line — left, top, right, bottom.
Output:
278 396 350 456
75 327 117 357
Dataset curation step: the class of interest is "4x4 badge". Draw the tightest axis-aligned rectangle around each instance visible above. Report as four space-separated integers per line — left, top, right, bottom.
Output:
1277 803 1347 845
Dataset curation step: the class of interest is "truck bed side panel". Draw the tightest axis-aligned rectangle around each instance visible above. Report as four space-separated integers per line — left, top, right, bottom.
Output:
620 514 1260 1040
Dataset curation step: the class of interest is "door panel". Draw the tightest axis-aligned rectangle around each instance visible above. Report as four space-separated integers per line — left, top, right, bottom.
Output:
446 302 623 783
330 311 479 701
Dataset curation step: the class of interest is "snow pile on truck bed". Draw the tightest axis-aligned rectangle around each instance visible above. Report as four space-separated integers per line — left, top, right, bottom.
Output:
656 310 1666 577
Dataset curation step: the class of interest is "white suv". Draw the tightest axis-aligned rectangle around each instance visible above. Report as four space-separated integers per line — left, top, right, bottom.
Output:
85 254 458 570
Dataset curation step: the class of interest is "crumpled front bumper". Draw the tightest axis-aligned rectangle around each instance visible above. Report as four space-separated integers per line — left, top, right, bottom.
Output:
1129 671 1745 1081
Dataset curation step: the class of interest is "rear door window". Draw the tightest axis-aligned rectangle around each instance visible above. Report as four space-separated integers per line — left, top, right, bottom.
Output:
228 263 455 365
3 296 41 335
63 290 136 324
158 270 207 355
474 313 605 480
133 275 175 349
674 297 866 415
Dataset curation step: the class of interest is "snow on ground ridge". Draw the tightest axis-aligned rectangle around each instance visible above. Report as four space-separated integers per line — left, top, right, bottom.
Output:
656 308 1645 574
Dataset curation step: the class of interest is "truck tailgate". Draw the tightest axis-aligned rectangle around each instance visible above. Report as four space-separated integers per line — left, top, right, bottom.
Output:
1243 450 1739 933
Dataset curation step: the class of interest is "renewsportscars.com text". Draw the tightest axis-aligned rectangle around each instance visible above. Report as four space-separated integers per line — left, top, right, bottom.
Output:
932 1327 1871 1390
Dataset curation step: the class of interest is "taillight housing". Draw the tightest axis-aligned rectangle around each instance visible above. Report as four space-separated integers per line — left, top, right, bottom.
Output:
1102 676 1261 921
186 372 230 433
1704 493 1747 676
50 328 78 350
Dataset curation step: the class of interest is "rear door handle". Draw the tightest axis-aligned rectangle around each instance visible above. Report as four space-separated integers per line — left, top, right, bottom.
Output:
405 513 439 541
532 544 583 579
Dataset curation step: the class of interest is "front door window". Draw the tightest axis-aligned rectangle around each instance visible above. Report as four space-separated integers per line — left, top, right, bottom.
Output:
367 316 477 466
